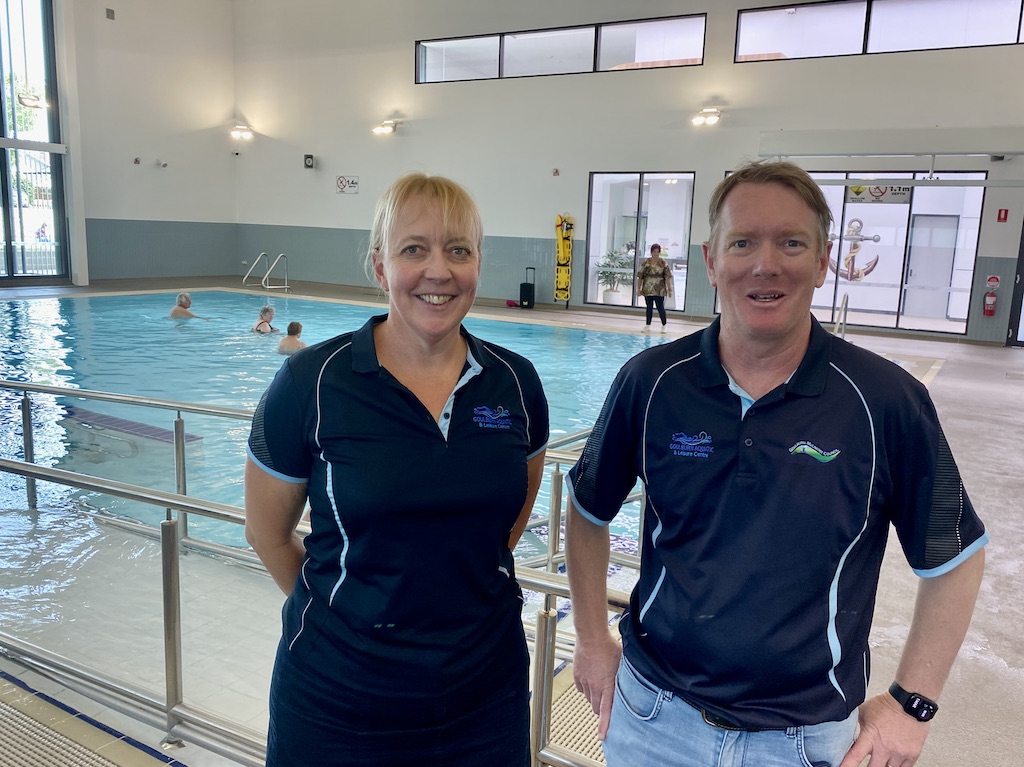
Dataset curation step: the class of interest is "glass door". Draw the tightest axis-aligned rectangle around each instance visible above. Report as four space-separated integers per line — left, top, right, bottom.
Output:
585 171 694 308
1 0 65 280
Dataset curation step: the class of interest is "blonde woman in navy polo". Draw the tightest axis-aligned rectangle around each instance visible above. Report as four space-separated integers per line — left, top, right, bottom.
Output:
245 173 548 766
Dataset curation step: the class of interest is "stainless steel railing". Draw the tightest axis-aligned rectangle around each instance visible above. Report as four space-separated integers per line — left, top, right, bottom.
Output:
242 251 290 292
1 381 632 767
0 456 266 765
833 292 850 339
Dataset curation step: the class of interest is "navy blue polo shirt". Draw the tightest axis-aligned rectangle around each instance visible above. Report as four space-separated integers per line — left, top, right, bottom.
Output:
568 317 986 729
247 315 548 698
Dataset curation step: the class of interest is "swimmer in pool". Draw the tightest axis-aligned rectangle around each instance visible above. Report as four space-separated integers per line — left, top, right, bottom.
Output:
251 305 277 333
277 322 307 355
169 292 208 320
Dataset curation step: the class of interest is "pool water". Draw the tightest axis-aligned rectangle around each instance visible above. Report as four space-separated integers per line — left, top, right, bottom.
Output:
1 291 670 549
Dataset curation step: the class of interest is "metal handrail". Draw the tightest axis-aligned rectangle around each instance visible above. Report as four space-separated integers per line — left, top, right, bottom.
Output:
1 454 626 767
0 457 245 523
241 251 290 292
0 456 266 765
261 253 290 292
833 293 850 339
241 252 269 288
547 427 592 450
0 379 253 421
1 381 624 767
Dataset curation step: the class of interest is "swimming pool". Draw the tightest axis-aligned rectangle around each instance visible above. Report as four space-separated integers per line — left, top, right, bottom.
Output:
1 290 671 550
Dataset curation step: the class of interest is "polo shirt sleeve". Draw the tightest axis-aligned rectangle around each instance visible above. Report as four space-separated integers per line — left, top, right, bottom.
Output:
567 365 642 525
887 396 987 577
246 360 311 483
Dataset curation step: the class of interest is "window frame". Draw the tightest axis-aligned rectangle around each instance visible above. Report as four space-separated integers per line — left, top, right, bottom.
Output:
735 0 1024 64
416 14 706 84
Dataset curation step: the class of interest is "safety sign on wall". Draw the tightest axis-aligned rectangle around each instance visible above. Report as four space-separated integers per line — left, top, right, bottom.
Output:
845 185 912 204
336 176 360 194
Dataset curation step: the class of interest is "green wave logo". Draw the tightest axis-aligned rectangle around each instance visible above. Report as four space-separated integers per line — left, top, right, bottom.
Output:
789 440 840 463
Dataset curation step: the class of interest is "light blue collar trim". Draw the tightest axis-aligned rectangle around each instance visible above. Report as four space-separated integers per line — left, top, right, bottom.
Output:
725 367 797 418
725 370 756 419
437 348 483 440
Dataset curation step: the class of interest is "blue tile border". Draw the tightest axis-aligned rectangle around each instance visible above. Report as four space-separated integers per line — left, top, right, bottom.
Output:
0 670 193 766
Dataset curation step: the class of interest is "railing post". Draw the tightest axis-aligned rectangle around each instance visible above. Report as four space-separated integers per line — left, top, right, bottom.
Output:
547 465 563 567
545 464 564 613
160 519 185 742
172 415 188 540
531 608 558 767
21 393 37 509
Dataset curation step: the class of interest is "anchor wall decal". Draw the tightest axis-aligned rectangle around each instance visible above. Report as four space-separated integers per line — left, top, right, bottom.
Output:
829 218 881 282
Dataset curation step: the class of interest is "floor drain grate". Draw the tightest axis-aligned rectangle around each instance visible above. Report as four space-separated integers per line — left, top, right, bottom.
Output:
548 683 605 764
0 698 123 767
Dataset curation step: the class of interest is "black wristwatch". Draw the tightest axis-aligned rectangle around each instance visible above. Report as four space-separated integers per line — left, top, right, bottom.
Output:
888 682 938 722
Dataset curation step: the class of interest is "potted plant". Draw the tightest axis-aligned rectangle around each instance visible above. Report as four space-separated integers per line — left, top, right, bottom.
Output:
596 243 636 304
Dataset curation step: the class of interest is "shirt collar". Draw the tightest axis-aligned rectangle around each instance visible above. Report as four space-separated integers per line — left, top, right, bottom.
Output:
785 316 830 397
698 314 830 397
351 314 495 374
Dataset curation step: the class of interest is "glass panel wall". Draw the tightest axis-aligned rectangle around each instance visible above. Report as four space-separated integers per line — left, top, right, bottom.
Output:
810 172 983 334
416 37 500 83
810 173 852 319
737 0 1024 61
867 0 1021 52
736 2 868 61
7 147 58 276
586 172 694 309
1 0 65 280
417 14 705 83
598 16 705 71
503 28 596 77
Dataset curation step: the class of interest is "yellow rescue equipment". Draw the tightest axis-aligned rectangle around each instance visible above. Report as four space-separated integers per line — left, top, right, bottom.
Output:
555 214 574 304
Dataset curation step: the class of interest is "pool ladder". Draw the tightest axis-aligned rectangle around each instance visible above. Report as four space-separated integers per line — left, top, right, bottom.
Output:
242 251 290 292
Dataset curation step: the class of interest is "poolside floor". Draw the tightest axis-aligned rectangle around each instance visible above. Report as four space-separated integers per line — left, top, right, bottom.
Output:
1 277 1022 767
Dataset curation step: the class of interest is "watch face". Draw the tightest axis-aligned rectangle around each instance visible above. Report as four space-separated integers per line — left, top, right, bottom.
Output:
907 694 938 721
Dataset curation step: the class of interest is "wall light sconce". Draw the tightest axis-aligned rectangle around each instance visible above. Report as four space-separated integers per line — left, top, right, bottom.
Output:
230 124 254 140
371 120 400 135
691 107 722 127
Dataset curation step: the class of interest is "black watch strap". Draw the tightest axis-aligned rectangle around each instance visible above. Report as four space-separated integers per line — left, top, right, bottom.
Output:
888 682 938 722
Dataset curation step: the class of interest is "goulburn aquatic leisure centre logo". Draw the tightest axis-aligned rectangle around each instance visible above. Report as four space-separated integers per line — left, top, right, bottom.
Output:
473 405 512 430
670 430 714 458
788 440 841 463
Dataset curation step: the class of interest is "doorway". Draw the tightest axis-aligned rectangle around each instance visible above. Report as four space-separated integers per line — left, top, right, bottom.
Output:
1008 222 1024 347
903 214 958 320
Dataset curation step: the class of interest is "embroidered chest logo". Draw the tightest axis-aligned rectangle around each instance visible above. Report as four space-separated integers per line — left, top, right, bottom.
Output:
669 430 714 459
473 405 512 430
789 440 841 463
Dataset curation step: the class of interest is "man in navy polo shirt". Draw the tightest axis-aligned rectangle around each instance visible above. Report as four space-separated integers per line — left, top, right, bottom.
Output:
566 160 987 767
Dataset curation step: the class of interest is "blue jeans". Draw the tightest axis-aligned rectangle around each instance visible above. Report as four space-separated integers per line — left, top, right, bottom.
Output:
603 657 858 767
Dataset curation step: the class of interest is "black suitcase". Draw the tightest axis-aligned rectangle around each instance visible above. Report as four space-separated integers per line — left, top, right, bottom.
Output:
519 267 536 309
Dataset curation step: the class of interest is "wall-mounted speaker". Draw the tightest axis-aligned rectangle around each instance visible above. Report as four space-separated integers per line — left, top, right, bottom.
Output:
303 154 316 169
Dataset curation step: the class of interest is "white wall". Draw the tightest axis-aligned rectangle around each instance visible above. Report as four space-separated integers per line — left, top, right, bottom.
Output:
69 0 236 222
67 0 1024 249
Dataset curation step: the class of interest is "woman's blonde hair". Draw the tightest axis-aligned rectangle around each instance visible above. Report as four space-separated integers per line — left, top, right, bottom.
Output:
364 172 483 282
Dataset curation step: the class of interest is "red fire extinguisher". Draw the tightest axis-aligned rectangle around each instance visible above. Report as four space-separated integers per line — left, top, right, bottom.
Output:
983 291 997 317
983 275 1000 317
